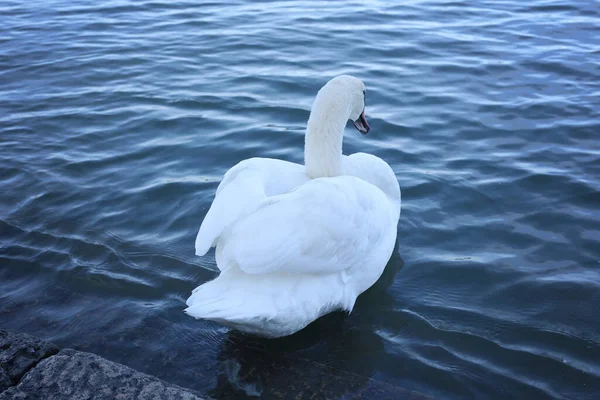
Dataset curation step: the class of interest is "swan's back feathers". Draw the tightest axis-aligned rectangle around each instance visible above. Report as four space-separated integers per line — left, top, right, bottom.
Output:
219 176 392 276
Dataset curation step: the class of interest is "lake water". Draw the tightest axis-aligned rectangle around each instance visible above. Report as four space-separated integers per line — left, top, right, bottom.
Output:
1 0 599 398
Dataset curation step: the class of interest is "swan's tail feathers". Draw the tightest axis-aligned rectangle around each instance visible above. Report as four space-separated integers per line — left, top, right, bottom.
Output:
184 273 276 333
184 269 347 337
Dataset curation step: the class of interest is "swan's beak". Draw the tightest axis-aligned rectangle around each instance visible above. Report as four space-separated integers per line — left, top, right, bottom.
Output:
352 110 370 135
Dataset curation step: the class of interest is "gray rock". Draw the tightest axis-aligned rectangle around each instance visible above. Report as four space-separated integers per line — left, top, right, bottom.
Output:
0 349 204 400
0 330 59 392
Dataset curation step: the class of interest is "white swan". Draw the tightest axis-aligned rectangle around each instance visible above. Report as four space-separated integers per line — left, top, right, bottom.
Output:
186 75 401 338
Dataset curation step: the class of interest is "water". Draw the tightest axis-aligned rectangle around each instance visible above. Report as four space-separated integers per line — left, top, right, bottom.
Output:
1 0 599 398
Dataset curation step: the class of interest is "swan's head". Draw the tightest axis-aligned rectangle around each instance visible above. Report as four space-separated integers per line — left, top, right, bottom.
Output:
314 75 370 135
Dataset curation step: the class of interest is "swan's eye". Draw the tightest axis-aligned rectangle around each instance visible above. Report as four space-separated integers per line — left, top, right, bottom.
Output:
363 90 366 105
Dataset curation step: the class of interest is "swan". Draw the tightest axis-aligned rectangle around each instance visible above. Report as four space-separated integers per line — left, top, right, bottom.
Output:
185 75 401 338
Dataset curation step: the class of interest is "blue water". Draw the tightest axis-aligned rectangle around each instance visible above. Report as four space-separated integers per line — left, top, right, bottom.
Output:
1 0 599 398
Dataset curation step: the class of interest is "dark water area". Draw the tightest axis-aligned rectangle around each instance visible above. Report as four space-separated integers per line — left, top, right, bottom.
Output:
1 0 599 398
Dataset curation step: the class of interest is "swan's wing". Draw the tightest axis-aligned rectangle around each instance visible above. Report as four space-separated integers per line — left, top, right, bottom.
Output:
195 158 306 259
195 159 267 256
224 176 391 275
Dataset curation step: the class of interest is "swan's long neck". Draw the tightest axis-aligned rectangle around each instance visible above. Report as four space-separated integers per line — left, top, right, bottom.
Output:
304 87 351 178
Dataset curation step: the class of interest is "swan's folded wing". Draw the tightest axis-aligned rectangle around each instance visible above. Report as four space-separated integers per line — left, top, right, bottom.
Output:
225 176 389 275
195 161 266 257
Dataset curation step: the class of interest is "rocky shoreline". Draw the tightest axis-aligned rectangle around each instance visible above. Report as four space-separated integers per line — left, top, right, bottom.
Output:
0 329 204 399
0 329 432 399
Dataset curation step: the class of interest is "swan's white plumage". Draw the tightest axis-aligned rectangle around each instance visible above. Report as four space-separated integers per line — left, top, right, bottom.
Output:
194 158 308 259
224 175 389 276
186 75 401 337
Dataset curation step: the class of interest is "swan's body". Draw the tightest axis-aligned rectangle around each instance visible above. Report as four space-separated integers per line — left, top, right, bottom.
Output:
186 75 401 337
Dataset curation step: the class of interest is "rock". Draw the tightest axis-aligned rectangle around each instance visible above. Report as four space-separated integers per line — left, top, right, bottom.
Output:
0 330 59 392
0 329 429 400
0 349 205 400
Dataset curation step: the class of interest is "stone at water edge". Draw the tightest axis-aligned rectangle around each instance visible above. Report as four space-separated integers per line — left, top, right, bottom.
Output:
0 330 59 392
